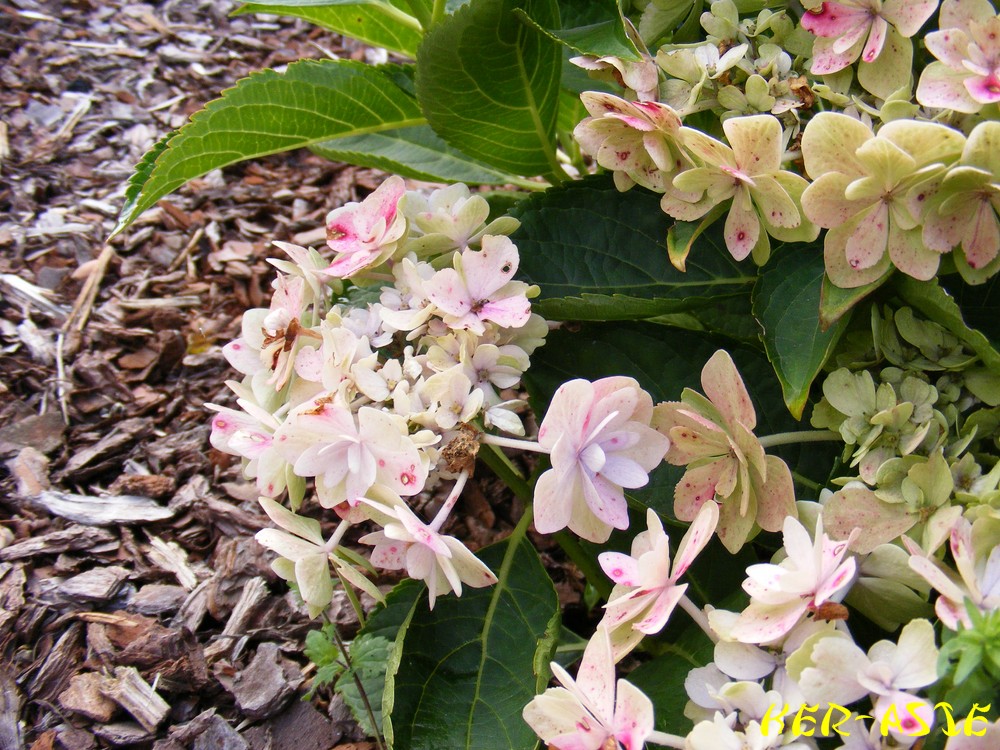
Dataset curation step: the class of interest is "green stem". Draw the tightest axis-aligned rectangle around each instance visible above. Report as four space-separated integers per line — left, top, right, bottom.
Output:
479 444 613 599
336 567 368 630
396 0 430 31
678 592 717 644
791 471 821 493
430 0 447 25
758 429 841 449
479 442 532 502
327 618 386 750
480 433 550 454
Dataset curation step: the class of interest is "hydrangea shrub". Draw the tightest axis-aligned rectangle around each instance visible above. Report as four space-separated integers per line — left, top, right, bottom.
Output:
118 0 1000 748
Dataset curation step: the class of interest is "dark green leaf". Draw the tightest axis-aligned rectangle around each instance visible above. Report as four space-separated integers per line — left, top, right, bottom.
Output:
819 268 890 328
939 273 1000 350
234 1 425 57
115 60 423 235
639 0 703 46
386 535 558 750
415 0 563 177
311 125 527 185
754 245 852 419
510 175 756 320
516 0 642 61
627 621 714 735
895 276 1000 372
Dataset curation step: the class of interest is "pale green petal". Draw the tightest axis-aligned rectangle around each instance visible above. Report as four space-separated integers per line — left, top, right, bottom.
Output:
717 486 757 553
680 127 736 169
259 496 325 545
824 220 894 288
660 188 718 221
673 167 736 196
857 27 912 100
797 635 870 706
723 114 782 174
853 137 917 190
879 119 966 169
916 61 983 113
887 221 942 280
724 188 760 260
750 174 801 228
822 486 914 554
801 112 873 180
802 172 870 228
963 120 1000 175
845 201 890 271
296 552 334 611
759 172 816 240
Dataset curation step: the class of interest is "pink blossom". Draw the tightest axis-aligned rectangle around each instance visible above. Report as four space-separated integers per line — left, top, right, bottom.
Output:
533 377 670 543
598 503 718 658
730 515 858 644
359 499 496 609
274 399 427 507
522 627 654 750
573 92 692 193
208 381 288 498
917 0 1000 113
802 1 938 98
323 175 407 278
424 235 532 335
907 516 1000 629
653 350 796 553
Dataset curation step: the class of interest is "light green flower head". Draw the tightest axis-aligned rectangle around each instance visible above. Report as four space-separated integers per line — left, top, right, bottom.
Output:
801 113 966 288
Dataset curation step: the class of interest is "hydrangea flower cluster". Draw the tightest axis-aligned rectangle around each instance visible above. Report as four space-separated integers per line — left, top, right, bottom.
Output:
209 178 545 612
522 327 999 750
571 0 1000 286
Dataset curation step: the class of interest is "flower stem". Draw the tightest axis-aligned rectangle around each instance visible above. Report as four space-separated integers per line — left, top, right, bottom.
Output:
757 429 841 449
324 519 352 553
430 0 447 25
480 433 550 454
647 730 688 749
678 592 718 643
479 442 532 502
325 615 386 750
429 470 470 532
396 0 430 30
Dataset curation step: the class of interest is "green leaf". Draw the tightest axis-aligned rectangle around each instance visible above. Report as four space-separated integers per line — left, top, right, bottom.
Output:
303 624 345 696
940 273 1000 351
234 1 425 57
365 580 423 748
639 0 703 46
627 621 714 736
895 276 1000 372
415 0 563 177
516 0 642 61
510 176 756 320
819 268 890 328
114 60 424 235
754 245 852 419
336 634 393 736
311 125 528 185
387 534 558 750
